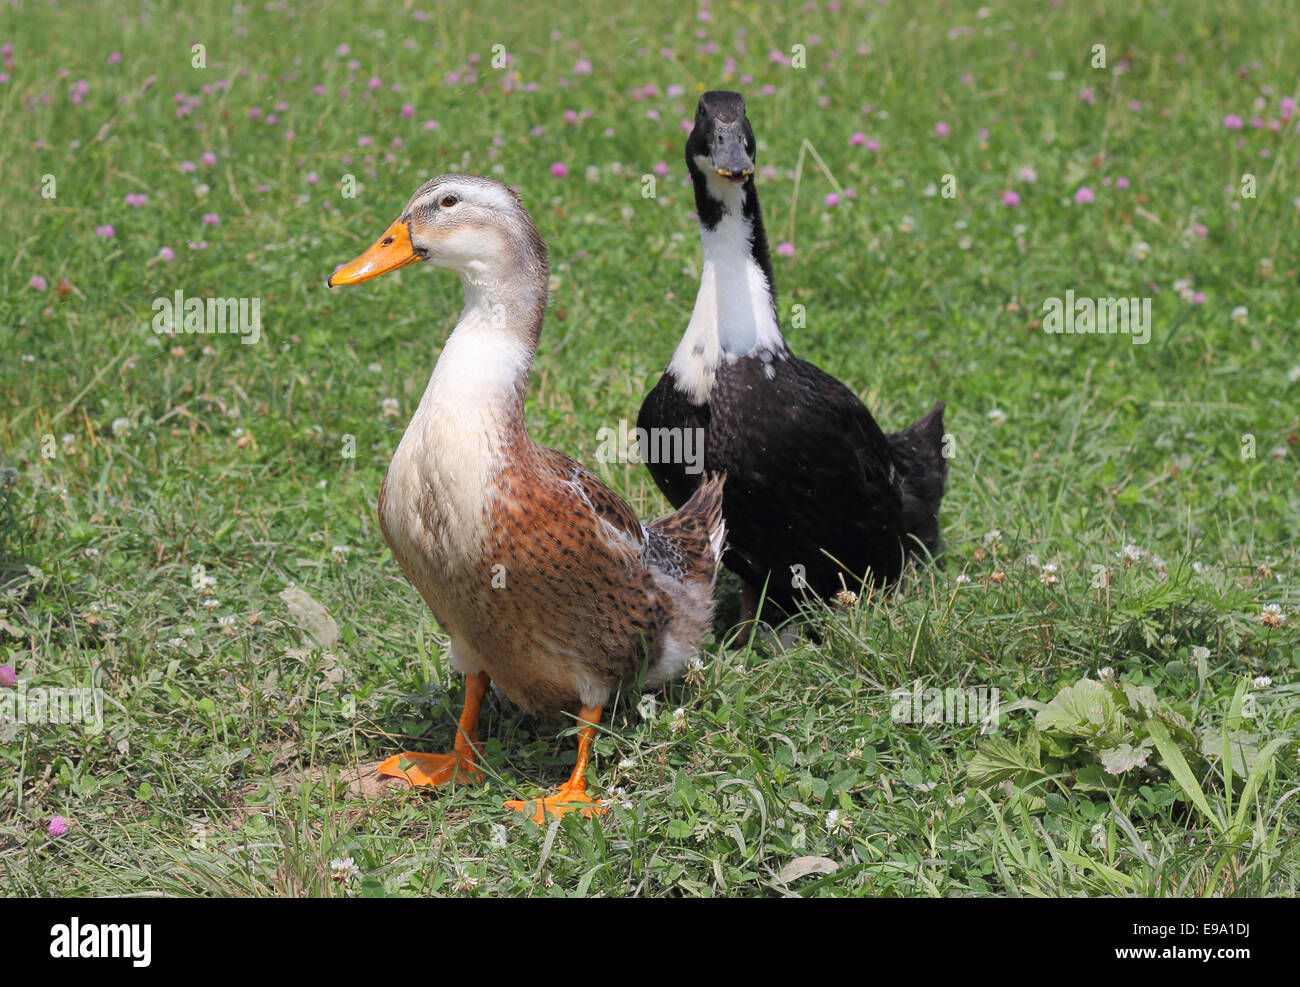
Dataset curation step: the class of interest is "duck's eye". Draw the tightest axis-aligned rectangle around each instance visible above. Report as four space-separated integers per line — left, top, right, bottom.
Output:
440 194 459 208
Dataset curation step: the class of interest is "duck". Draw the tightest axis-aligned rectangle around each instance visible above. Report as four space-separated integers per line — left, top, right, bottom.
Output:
637 91 947 633
327 174 725 821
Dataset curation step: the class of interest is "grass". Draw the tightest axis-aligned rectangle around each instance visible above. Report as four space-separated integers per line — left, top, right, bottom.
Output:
0 0 1297 897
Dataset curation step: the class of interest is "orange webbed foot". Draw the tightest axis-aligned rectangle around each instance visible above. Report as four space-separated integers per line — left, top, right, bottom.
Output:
505 784 607 823
376 750 482 787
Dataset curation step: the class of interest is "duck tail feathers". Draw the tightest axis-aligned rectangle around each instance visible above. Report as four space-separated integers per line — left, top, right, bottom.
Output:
887 401 947 558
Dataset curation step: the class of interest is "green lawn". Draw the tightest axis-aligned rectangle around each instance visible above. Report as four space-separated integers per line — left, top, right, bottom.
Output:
0 0 1296 896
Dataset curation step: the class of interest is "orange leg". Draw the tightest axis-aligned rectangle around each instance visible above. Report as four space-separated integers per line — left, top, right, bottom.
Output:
376 671 489 786
506 705 608 823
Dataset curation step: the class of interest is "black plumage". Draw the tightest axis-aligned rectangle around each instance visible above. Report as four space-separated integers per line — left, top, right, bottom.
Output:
638 91 948 625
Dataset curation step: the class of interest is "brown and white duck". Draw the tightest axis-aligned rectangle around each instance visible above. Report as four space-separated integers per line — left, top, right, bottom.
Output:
327 174 725 821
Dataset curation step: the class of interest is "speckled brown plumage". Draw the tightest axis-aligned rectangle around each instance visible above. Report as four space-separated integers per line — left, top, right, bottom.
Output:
363 174 725 722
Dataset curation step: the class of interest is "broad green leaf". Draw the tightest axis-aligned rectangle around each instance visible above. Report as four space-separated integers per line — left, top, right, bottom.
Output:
965 737 1044 786
1200 730 1260 777
666 819 694 839
1037 678 1124 738
1147 719 1221 833
1073 764 1112 792
1121 683 1163 717
1100 741 1153 774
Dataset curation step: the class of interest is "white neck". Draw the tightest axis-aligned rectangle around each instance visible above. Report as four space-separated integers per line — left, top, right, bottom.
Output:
668 192 786 404
393 276 538 518
420 276 536 421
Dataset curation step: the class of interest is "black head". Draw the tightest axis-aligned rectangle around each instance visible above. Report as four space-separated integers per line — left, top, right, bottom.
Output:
687 91 756 185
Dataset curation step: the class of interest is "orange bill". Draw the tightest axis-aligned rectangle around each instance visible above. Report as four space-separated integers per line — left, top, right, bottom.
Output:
327 219 419 286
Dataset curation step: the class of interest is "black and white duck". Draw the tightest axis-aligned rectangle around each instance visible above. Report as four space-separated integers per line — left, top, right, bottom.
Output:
637 91 947 631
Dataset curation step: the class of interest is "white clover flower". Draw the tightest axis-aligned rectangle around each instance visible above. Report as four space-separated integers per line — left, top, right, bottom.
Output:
982 529 1003 550
1230 306 1248 324
381 397 400 417
1260 604 1285 629
1288 366 1300 384
1097 666 1115 682
1090 822 1107 850
331 544 351 561
1040 562 1059 586
453 866 478 892
111 417 132 437
1191 646 1210 662
1018 165 1038 183
330 856 360 882
987 408 1007 425
618 757 636 770
1132 241 1151 261
955 573 972 585
1252 675 1272 689
671 707 687 733
217 614 236 626
1119 543 1143 565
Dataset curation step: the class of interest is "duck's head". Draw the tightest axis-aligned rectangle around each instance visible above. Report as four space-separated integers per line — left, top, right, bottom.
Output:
327 174 547 288
686 91 756 194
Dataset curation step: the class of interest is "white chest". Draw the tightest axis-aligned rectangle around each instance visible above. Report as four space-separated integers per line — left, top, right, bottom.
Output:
378 313 531 576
